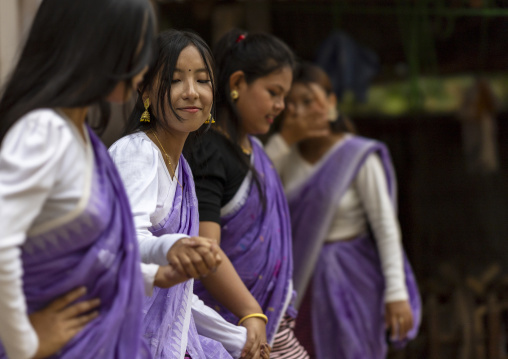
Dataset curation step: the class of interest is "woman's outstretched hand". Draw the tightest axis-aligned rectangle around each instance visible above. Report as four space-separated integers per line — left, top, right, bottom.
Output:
385 299 414 341
240 317 270 359
29 287 100 359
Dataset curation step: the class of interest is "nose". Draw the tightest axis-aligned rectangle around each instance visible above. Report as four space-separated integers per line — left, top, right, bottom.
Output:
293 102 305 116
183 79 198 99
274 96 285 113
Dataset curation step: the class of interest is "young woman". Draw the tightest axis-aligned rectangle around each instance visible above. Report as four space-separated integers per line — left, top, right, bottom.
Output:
265 62 421 358
109 30 270 359
0 0 184 358
188 29 309 358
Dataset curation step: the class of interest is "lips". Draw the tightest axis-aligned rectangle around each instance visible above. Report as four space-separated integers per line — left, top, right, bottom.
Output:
178 107 201 114
266 116 274 124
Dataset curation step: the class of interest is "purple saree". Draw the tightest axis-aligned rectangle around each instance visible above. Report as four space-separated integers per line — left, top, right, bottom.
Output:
288 136 421 359
141 156 231 359
0 127 150 358
194 138 294 343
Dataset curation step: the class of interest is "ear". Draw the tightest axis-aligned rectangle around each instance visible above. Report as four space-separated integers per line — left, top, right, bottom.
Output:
137 88 145 102
326 93 339 121
327 93 337 108
229 70 246 92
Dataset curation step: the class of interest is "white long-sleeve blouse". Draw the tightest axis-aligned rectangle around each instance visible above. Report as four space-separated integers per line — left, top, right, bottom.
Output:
265 134 408 302
0 109 165 358
109 132 247 358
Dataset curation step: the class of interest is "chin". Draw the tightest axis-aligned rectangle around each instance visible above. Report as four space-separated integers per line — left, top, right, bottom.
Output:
258 125 271 135
245 121 270 136
184 118 206 133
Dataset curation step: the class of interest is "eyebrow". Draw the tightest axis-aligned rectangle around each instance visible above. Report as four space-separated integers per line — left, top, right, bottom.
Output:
272 84 289 94
174 68 209 74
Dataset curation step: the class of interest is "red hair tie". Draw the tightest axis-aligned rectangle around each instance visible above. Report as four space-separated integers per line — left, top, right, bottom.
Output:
235 34 246 43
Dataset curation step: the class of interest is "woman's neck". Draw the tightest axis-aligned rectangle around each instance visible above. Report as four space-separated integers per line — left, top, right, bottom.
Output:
148 126 188 166
238 130 252 154
298 132 346 165
217 110 252 154
60 107 89 142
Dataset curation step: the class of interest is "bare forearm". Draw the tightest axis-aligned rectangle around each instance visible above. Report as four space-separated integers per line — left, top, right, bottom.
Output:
199 221 262 318
199 251 262 318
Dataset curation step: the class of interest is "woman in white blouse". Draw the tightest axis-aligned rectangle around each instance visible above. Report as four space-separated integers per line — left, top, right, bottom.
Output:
265 63 421 359
110 30 268 359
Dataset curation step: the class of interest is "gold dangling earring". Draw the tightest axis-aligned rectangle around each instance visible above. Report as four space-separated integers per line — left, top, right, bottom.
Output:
140 98 150 123
204 113 215 124
230 90 239 101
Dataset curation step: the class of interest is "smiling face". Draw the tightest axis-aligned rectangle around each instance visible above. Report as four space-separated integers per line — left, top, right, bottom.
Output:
149 45 213 134
233 66 293 136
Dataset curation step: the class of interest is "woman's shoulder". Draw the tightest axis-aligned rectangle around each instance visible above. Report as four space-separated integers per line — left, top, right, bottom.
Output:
110 131 152 153
3 109 75 156
1 109 83 180
187 129 227 168
348 134 384 147
15 108 69 134
196 129 230 150
109 131 159 167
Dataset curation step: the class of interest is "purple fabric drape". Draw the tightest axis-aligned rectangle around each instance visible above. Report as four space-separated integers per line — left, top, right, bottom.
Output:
194 138 294 343
142 156 231 359
288 136 421 358
0 126 150 358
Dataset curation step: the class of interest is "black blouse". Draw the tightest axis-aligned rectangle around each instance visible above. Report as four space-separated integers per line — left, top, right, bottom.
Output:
187 130 250 224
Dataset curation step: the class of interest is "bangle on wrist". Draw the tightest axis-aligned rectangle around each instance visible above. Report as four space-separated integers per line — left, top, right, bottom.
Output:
238 313 268 326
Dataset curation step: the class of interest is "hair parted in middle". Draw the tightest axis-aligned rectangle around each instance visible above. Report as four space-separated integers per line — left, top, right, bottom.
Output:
124 29 216 137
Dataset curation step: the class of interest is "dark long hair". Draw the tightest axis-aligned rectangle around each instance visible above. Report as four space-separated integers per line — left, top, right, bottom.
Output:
0 0 155 143
292 62 356 133
213 28 295 204
124 29 215 141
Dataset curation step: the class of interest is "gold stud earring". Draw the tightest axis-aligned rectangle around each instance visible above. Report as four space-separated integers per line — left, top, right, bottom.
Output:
140 98 150 123
230 90 239 101
204 113 215 124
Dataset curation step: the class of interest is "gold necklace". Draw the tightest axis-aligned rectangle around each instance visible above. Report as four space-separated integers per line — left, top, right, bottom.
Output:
214 126 252 155
151 131 183 190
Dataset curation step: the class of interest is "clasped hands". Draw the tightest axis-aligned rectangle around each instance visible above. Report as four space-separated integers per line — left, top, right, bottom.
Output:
155 236 222 288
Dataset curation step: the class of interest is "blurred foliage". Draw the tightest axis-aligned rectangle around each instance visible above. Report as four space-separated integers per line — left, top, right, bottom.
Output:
340 74 508 116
